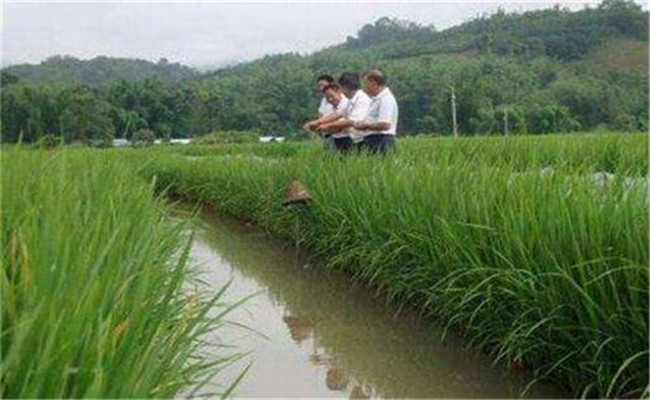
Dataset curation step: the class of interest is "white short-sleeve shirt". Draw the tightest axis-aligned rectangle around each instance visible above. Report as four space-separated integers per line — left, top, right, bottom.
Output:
318 97 334 117
338 90 371 142
365 87 399 136
328 96 350 139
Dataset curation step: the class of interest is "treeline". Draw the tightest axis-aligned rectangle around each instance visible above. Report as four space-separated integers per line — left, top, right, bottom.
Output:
1 0 647 144
2 56 195 87
0 79 205 144
341 0 648 61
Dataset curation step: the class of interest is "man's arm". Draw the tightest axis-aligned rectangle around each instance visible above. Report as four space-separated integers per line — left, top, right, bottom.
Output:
303 112 342 131
319 118 353 134
353 121 391 131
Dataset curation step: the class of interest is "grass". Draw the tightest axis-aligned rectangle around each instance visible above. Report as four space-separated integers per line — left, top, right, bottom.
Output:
143 133 649 398
1 148 242 397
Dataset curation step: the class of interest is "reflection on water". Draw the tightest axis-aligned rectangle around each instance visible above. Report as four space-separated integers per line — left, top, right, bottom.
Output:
282 315 312 344
185 208 567 399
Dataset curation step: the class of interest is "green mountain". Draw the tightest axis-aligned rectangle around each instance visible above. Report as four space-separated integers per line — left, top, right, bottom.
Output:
2 55 196 86
1 0 647 143
201 0 648 135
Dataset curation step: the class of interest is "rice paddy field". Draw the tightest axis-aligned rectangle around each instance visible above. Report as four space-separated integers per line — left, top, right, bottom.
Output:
1 132 648 398
1 150 243 397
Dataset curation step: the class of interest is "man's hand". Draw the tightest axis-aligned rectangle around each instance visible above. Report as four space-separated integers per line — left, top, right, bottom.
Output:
303 121 318 131
305 112 343 132
320 118 352 134
316 123 330 133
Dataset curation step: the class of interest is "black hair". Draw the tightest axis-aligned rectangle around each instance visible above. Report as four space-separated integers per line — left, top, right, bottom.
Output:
321 83 340 93
338 72 360 91
316 74 334 84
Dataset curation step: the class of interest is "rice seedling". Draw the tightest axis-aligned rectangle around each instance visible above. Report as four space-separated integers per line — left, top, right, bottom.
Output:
1 148 243 397
395 132 648 176
143 133 648 398
169 132 648 176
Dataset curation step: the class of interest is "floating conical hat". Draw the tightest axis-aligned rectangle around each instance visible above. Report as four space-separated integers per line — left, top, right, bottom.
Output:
282 180 312 207
326 367 349 391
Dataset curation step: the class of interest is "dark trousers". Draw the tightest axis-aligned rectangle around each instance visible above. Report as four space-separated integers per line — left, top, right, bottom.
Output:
360 134 396 154
333 137 354 154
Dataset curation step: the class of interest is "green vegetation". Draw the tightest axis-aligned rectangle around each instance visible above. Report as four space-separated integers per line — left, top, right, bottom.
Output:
2 0 647 144
173 133 648 176
143 133 649 398
2 56 195 86
1 149 240 397
192 130 261 145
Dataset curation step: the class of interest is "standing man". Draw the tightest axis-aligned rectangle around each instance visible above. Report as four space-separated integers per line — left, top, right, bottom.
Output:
316 74 335 117
302 83 349 151
353 70 399 154
303 74 336 149
317 72 371 153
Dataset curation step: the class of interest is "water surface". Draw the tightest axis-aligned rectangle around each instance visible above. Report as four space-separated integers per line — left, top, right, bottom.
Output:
187 209 566 399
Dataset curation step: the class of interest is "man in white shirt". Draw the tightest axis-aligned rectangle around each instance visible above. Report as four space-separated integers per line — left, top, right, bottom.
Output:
321 84 351 151
303 74 335 149
353 70 399 154
316 74 335 117
303 83 349 149
316 72 371 153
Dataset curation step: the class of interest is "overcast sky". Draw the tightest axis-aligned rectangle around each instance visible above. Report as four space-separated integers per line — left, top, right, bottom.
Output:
2 1 647 68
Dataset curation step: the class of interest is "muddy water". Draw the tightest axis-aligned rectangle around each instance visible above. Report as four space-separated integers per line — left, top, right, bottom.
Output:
187 210 566 399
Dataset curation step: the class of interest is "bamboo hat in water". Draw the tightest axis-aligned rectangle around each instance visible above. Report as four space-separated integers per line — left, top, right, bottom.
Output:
325 367 349 391
282 180 312 208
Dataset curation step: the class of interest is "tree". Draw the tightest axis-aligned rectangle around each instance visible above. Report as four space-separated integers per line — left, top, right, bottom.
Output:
1 72 19 86
60 86 115 145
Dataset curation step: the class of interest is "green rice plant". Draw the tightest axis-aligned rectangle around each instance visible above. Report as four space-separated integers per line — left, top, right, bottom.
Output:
1 148 243 398
192 130 260 145
396 132 648 176
142 133 648 398
166 132 648 176
171 141 312 159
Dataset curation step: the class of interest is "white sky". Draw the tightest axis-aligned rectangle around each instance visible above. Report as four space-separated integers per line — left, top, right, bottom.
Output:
2 1 647 68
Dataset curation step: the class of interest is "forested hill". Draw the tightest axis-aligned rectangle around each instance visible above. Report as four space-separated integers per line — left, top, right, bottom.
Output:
1 0 648 144
203 0 648 135
2 56 196 86
333 0 647 62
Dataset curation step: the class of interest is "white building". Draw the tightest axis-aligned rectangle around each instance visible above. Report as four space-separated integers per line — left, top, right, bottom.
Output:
170 138 192 145
259 136 285 143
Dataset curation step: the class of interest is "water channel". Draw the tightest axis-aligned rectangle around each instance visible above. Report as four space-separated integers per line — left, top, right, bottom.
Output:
184 208 566 399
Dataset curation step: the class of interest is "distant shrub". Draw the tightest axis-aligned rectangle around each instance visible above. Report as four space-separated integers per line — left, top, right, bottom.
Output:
131 129 155 147
34 134 61 150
